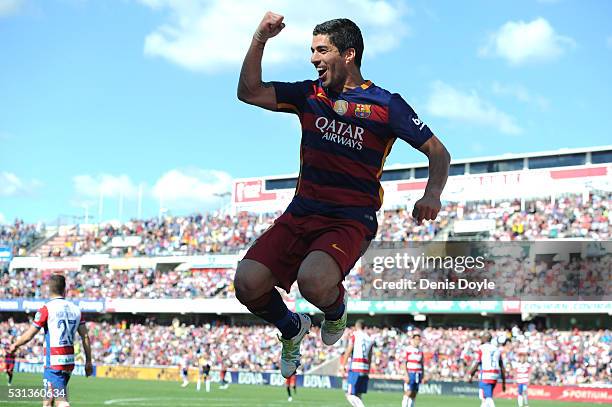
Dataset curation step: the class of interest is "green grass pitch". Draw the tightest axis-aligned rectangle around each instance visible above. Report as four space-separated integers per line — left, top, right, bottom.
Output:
0 373 594 407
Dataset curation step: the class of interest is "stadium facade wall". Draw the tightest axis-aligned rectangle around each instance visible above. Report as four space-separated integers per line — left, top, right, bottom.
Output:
233 163 612 213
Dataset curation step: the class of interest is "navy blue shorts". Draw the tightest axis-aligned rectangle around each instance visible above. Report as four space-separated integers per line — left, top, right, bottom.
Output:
518 384 528 395
405 372 422 392
347 371 369 395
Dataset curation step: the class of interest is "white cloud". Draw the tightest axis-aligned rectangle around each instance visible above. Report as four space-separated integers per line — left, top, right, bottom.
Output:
492 82 549 110
0 212 6 224
73 174 139 199
138 0 410 72
426 81 522 135
479 18 575 65
0 0 24 17
0 171 40 196
152 168 233 210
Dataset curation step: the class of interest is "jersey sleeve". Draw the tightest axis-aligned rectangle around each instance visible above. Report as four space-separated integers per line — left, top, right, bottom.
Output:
271 80 313 115
388 93 433 148
32 305 48 329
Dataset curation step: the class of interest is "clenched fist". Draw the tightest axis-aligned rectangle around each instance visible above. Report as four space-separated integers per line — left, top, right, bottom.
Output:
412 194 442 225
253 11 285 43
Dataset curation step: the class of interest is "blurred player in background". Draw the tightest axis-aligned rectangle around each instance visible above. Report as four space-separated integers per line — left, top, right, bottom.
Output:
3 342 16 386
341 320 373 407
468 332 506 407
285 374 297 402
197 354 211 393
179 354 190 387
9 274 93 407
219 361 230 390
513 351 531 407
403 333 425 407
235 10 450 379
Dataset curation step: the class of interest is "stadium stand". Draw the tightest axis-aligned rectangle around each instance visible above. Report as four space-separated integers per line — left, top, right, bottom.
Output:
1 319 608 386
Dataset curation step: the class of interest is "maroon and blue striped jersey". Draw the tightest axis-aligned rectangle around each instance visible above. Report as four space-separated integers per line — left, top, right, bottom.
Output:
272 79 433 236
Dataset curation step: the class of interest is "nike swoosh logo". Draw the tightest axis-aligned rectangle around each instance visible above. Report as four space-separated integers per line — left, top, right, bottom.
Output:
317 92 329 100
331 243 347 256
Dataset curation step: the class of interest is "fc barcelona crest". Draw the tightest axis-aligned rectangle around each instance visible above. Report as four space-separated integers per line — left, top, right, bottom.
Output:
354 104 371 118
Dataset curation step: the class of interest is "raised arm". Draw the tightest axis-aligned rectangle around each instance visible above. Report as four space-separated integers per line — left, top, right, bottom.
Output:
237 11 285 110
77 324 93 377
412 135 451 224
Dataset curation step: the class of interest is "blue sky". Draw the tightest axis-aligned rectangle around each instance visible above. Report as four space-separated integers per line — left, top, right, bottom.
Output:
1 0 611 224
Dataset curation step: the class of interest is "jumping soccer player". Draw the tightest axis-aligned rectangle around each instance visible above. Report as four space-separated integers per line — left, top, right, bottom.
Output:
3 343 16 386
403 333 425 407
468 332 506 407
341 320 374 407
285 374 297 402
197 355 211 393
10 274 93 407
235 11 450 378
513 351 531 407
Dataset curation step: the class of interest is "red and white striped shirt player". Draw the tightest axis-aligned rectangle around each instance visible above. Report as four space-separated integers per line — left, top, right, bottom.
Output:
514 361 531 385
468 332 506 406
514 352 531 407
476 342 502 384
32 298 85 372
9 274 92 407
403 333 425 407
405 344 424 374
348 329 373 374
342 320 374 405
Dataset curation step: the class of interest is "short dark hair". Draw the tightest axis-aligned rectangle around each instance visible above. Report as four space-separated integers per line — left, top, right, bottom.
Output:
313 18 364 68
48 274 66 296
355 319 365 328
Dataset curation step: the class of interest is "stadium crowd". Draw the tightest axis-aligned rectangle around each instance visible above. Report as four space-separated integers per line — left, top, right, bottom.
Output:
0 267 238 300
2 252 609 300
1 192 610 260
359 253 611 300
369 325 611 386
1 319 609 386
462 192 610 240
0 219 44 258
